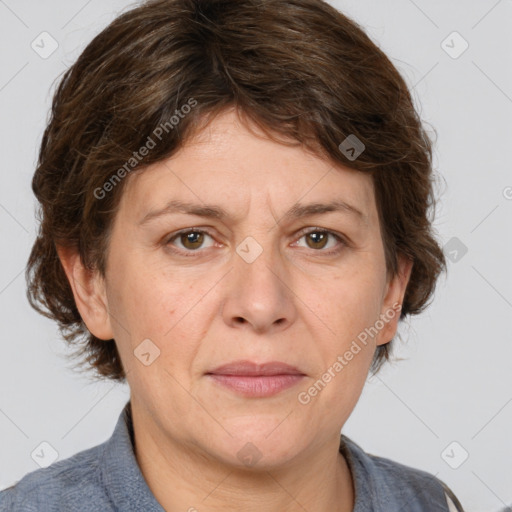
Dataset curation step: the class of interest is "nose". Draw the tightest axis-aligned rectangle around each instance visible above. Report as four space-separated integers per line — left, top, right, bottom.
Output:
221 239 298 335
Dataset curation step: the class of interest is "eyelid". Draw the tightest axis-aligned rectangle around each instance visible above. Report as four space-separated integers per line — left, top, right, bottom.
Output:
292 227 348 253
164 226 348 256
165 227 218 249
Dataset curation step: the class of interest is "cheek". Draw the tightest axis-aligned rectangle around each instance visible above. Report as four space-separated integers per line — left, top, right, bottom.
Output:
110 274 202 396
104 270 182 378
319 274 383 339
306 274 382 394
119 271 210 358
111 276 172 335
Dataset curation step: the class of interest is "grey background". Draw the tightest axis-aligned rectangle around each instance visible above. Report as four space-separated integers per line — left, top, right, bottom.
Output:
0 1 511 511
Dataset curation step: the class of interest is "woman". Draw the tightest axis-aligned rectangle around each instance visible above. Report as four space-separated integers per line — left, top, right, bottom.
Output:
0 0 465 510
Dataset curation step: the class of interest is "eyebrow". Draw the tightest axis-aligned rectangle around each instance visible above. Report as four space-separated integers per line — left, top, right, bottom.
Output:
138 198 367 226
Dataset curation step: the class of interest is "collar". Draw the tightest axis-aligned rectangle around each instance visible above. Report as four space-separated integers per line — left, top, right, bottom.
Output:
100 401 164 511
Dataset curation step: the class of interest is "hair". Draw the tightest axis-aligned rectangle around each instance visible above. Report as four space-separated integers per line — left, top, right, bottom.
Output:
26 0 447 382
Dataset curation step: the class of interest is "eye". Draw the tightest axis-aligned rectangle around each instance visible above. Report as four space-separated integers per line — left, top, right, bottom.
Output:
292 228 346 255
164 227 347 257
166 229 216 254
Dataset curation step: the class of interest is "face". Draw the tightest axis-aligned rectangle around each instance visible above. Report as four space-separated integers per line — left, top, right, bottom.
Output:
62 108 412 470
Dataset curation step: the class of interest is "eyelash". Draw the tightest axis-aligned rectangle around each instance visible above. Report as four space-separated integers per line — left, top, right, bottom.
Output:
164 227 347 258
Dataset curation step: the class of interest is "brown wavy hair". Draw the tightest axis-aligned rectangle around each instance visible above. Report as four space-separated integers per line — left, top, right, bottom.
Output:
26 0 447 382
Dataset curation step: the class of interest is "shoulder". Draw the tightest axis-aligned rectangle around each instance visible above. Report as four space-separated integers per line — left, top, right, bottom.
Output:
340 435 464 511
368 452 463 509
0 441 114 512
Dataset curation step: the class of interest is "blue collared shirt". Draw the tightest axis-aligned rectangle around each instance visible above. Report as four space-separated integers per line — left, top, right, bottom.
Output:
0 401 463 511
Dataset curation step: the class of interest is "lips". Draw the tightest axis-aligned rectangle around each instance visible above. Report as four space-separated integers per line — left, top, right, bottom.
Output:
206 360 305 398
207 360 305 377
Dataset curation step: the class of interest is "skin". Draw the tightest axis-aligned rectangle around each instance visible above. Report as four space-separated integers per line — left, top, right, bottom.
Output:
58 108 413 512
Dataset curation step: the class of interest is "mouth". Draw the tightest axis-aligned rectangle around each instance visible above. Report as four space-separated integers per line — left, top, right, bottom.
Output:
206 360 306 397
207 360 305 376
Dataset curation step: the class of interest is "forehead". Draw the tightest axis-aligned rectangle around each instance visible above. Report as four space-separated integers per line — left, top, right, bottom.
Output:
120 110 376 226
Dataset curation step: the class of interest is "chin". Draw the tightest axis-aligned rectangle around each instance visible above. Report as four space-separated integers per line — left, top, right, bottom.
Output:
208 423 304 469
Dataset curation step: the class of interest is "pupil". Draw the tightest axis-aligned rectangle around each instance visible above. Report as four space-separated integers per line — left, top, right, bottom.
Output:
183 232 203 248
308 232 327 249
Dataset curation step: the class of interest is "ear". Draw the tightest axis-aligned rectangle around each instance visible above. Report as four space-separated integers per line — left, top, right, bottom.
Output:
56 245 114 341
375 253 413 347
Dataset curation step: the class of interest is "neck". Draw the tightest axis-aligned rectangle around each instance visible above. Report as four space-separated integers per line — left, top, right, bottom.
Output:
131 407 354 512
